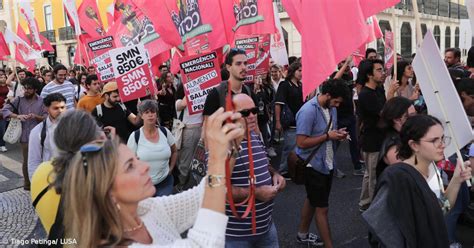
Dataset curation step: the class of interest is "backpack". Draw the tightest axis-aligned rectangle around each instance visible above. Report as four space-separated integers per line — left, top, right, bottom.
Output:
95 103 127 118
133 126 168 145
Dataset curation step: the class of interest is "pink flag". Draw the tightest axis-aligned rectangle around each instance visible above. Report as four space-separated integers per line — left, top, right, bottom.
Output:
170 50 183 75
16 25 37 70
281 0 302 33
220 0 277 37
63 0 82 36
73 35 90 66
352 44 366 67
107 0 173 59
39 33 54 52
366 16 383 43
78 0 105 38
19 1 41 51
141 0 232 55
0 32 10 58
283 0 399 97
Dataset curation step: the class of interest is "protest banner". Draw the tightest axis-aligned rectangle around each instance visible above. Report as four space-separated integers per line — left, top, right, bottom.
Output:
109 44 156 102
384 31 394 74
86 36 116 81
412 30 474 166
179 50 221 115
270 2 288 67
235 34 270 83
459 20 473 57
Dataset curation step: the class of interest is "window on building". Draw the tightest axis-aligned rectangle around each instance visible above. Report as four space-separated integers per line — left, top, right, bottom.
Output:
455 27 459 48
434 25 441 48
44 5 53 31
421 24 427 38
445 26 451 49
377 20 392 57
400 22 412 58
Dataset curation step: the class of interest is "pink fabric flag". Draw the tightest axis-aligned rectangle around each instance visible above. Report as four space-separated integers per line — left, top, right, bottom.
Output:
63 0 82 36
283 0 399 97
281 0 302 33
220 0 277 37
140 0 232 55
0 32 10 58
108 0 173 59
19 1 42 51
352 44 366 67
39 32 54 52
73 35 90 66
366 16 383 43
170 49 184 75
78 0 105 38
16 25 37 70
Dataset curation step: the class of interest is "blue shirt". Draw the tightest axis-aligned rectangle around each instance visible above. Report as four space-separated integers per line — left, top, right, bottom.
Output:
295 96 338 174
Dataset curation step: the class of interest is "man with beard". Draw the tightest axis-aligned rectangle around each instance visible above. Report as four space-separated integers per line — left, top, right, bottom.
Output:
358 59 387 212
6 69 27 101
27 93 67 179
2 78 46 190
91 81 140 142
295 79 350 247
203 48 257 134
40 64 76 110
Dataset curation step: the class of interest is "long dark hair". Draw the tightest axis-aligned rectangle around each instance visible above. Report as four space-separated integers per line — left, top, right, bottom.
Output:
398 115 442 160
391 60 411 82
285 62 301 82
379 97 413 130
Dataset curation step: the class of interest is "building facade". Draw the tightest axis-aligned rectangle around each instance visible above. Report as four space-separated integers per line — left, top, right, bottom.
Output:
276 0 468 60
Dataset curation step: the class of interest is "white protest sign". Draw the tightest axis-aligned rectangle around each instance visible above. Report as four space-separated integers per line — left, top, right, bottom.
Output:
412 30 474 158
270 2 289 67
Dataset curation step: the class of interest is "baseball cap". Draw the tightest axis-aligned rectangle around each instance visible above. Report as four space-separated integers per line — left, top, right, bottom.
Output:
101 81 118 96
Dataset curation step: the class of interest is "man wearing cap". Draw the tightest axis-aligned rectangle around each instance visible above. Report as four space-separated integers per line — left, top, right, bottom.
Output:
77 74 104 113
91 81 140 142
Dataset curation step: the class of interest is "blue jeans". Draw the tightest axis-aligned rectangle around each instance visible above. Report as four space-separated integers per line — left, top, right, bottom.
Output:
278 128 297 174
0 119 5 146
225 222 279 248
154 174 174 197
445 182 470 243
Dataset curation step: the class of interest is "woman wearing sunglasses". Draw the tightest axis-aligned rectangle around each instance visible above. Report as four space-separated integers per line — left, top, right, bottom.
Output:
363 115 472 248
62 108 244 247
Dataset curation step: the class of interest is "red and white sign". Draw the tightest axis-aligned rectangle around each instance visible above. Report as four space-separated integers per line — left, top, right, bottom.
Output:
109 44 156 102
179 51 221 115
235 34 271 83
270 3 288 67
384 31 394 74
86 36 116 81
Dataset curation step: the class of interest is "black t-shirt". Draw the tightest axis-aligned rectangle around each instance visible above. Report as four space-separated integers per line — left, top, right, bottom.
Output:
203 82 256 116
358 85 386 152
376 129 401 179
274 80 303 126
91 104 132 142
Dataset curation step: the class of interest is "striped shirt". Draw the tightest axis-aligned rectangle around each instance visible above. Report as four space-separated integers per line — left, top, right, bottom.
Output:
226 131 274 238
40 80 76 109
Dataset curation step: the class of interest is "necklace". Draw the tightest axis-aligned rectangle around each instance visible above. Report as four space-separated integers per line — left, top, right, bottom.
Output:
123 220 144 233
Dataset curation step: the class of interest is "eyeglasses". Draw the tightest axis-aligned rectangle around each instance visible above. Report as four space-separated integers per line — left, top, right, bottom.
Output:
238 107 258 117
375 68 386 73
419 136 452 147
80 141 105 175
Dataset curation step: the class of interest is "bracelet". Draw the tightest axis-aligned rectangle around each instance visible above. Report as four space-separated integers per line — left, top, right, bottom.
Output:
207 175 226 188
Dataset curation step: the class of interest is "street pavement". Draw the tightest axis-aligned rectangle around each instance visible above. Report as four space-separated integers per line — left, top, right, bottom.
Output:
0 141 473 247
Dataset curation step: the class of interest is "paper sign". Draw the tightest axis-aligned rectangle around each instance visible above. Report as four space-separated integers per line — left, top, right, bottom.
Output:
235 34 270 83
86 36 116 82
270 2 288 67
179 51 221 115
384 31 394 74
412 30 474 157
109 44 156 102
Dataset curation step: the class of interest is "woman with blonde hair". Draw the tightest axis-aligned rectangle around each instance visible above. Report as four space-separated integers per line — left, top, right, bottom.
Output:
62 108 244 247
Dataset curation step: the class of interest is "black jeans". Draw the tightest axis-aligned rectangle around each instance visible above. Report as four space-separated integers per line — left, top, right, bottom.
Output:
337 115 362 170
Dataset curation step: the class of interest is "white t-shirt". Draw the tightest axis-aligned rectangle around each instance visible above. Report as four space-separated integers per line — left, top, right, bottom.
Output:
7 81 24 99
322 107 334 170
175 99 203 125
127 127 176 185
427 164 442 198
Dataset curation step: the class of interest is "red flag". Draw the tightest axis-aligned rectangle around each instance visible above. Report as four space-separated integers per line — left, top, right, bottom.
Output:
15 25 36 70
0 32 10 58
282 0 399 97
366 16 383 43
107 0 173 59
78 0 105 38
352 44 366 67
281 0 302 33
141 0 232 55
170 50 184 75
73 35 91 66
220 0 277 37
39 33 54 52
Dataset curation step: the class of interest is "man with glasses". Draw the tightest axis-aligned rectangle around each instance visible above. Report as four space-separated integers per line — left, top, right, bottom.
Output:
358 59 387 212
40 64 77 109
224 93 285 247
2 78 46 190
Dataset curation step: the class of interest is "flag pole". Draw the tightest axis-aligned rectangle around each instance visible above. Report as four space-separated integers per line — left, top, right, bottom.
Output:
391 8 397 81
411 0 423 47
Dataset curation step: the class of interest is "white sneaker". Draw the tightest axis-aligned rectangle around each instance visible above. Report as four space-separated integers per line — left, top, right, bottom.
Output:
267 147 277 157
0 146 7 152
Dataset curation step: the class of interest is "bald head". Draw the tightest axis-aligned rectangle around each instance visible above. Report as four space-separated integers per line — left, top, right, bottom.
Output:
232 93 255 111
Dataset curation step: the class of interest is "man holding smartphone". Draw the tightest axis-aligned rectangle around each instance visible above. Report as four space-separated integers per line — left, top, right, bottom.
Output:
294 79 350 247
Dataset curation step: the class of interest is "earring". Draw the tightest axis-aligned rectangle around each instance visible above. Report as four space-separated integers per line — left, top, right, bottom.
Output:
116 203 121 211
414 153 418 165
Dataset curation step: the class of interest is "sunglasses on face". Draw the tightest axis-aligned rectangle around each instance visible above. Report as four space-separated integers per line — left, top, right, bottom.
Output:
80 141 105 175
238 107 258 117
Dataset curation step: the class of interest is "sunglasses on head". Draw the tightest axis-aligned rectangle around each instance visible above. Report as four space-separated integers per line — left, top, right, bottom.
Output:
230 48 246 53
238 107 258 117
80 141 105 175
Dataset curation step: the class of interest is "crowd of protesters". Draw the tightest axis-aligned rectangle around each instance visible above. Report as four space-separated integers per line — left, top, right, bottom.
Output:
0 45 473 247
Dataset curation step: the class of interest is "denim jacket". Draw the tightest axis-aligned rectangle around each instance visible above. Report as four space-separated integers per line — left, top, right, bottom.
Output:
295 97 338 175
